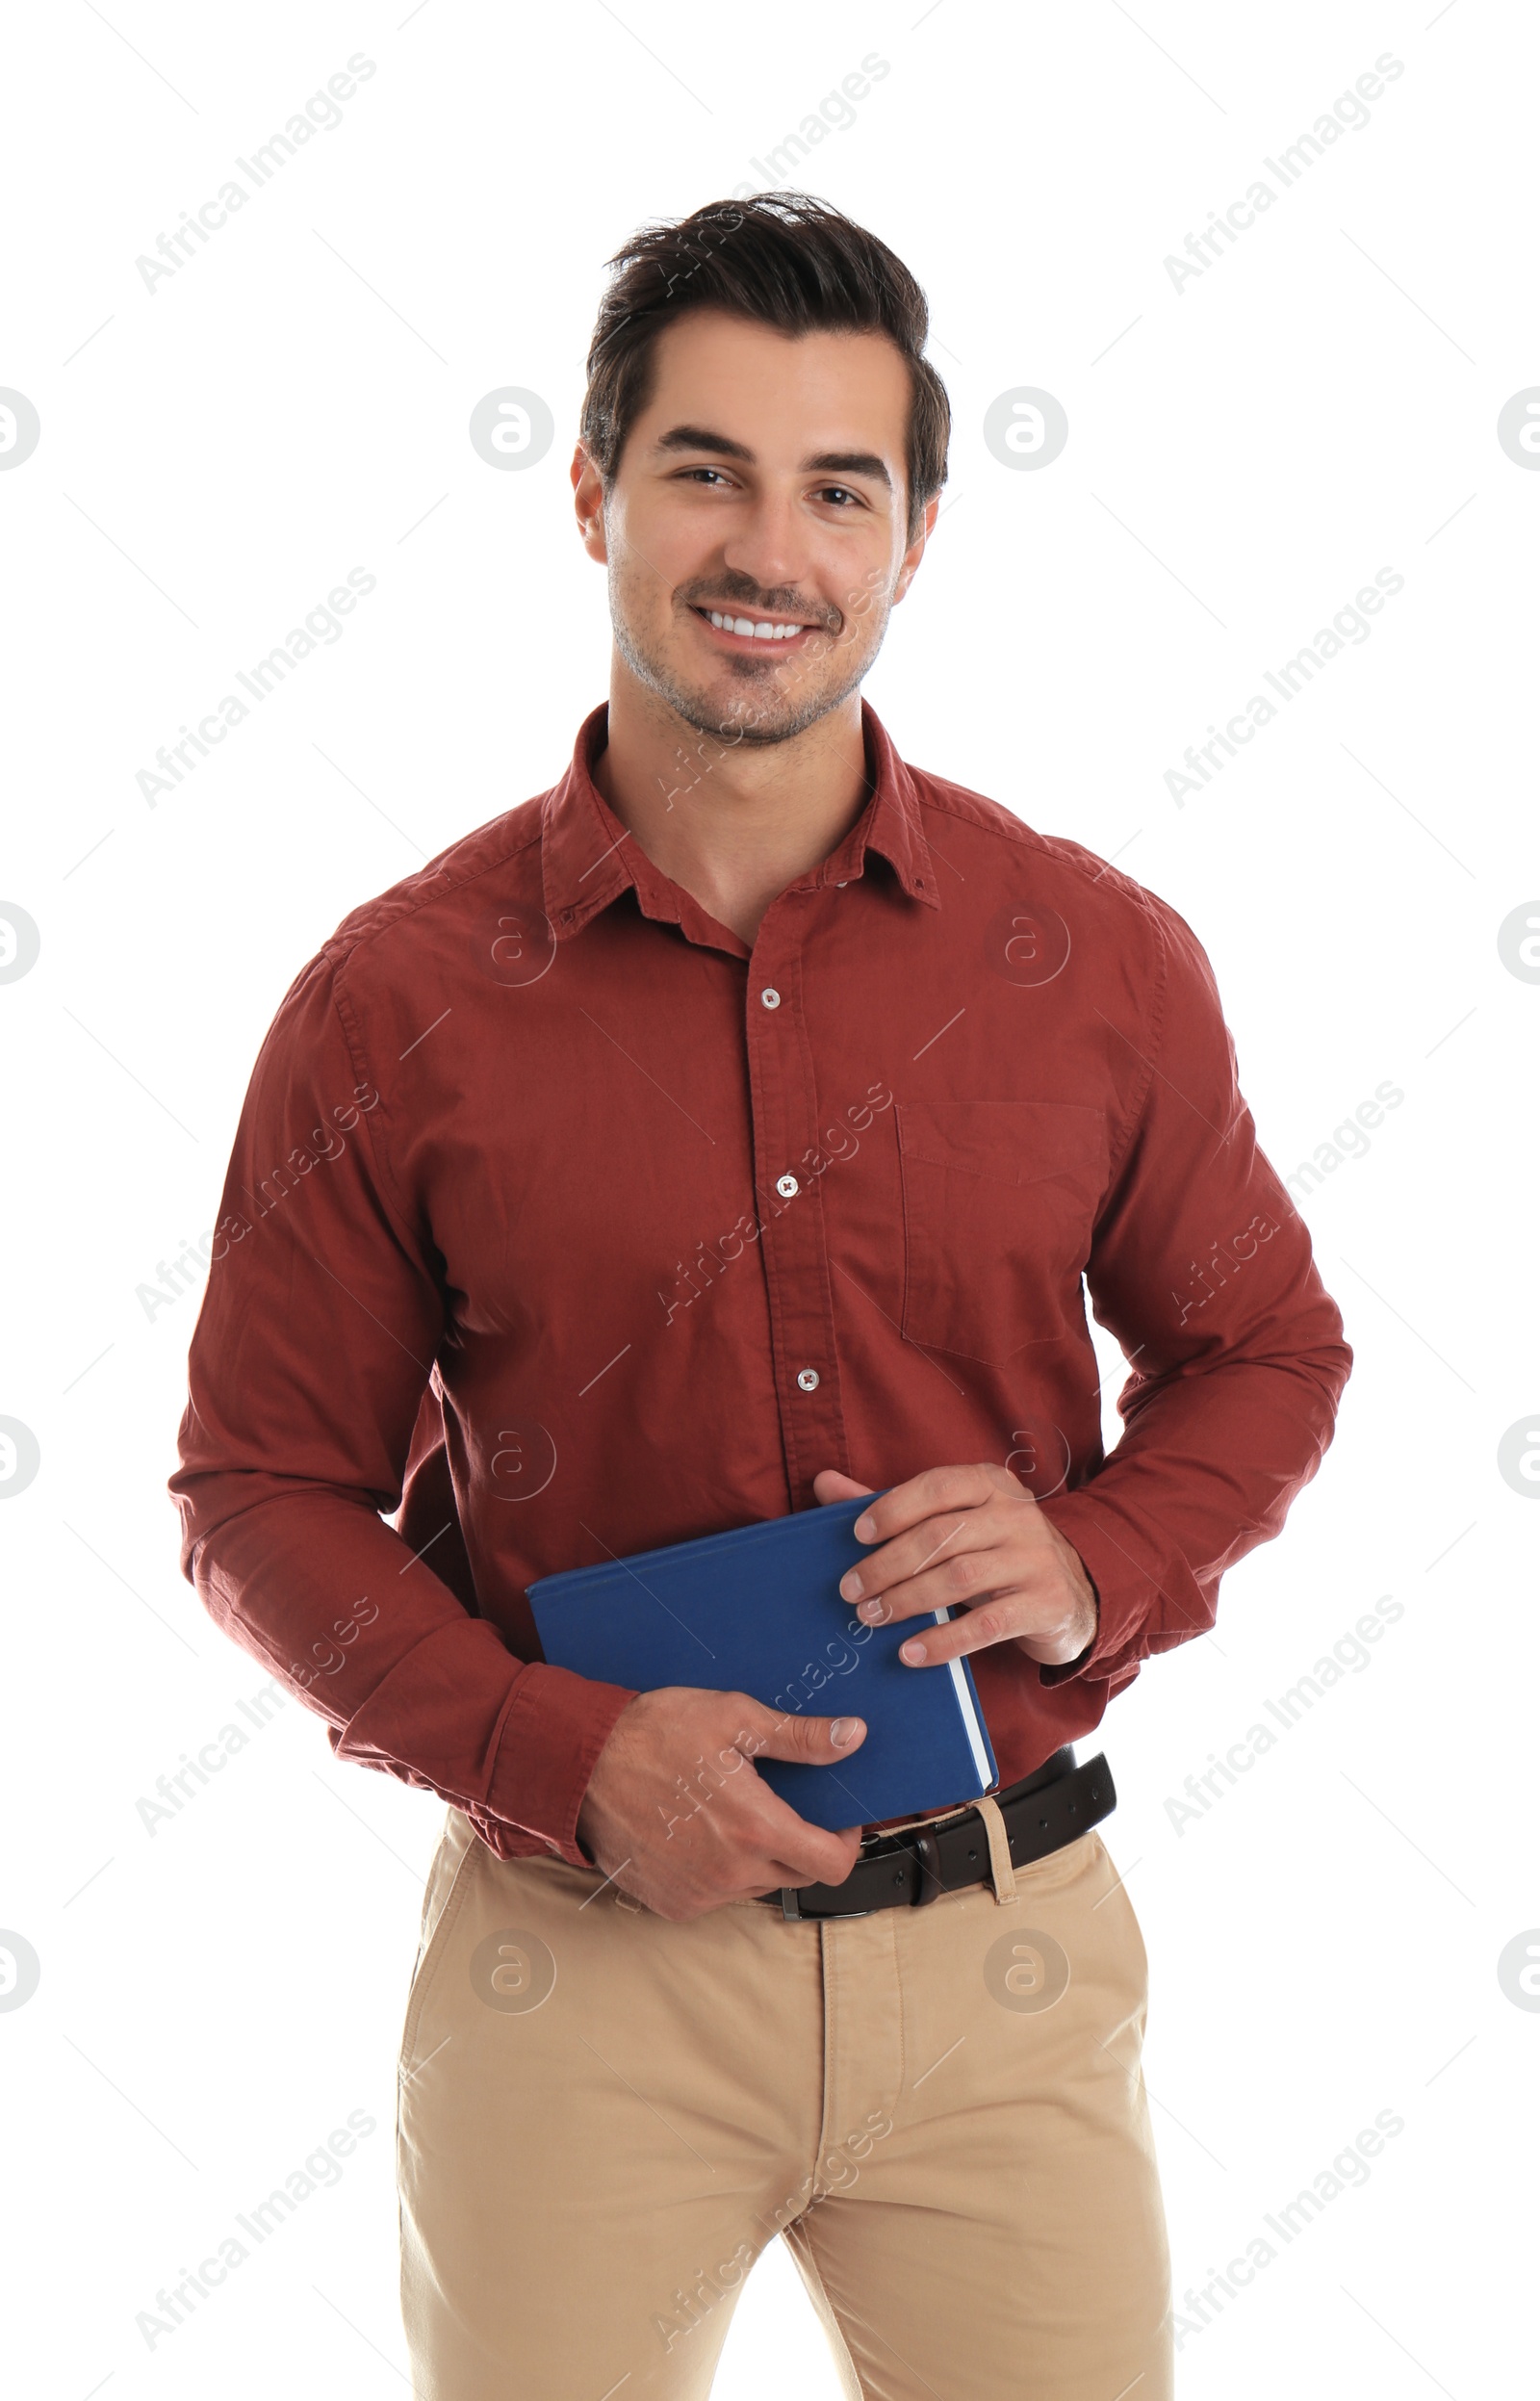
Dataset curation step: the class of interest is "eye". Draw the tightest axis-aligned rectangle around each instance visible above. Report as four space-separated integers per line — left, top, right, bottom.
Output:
814 484 862 508
676 466 733 487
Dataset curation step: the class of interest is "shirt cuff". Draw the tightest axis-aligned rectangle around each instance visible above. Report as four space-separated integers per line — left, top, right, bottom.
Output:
485 1662 638 1865
1032 1493 1154 1688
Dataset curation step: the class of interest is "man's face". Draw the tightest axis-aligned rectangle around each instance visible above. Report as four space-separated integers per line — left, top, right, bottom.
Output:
573 308 935 746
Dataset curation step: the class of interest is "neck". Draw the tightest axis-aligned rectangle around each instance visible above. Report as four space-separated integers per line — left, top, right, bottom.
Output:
590 660 873 945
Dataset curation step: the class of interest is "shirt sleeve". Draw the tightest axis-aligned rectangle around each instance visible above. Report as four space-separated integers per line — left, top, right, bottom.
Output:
1035 895 1352 1690
167 948 636 1864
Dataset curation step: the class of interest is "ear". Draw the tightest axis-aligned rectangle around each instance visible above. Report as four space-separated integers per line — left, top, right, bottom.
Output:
892 492 940 605
571 441 609 564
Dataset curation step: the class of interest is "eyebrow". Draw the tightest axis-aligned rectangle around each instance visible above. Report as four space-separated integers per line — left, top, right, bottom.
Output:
653 425 893 491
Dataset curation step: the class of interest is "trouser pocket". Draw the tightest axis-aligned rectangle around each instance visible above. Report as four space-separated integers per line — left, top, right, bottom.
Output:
399 1808 480 2072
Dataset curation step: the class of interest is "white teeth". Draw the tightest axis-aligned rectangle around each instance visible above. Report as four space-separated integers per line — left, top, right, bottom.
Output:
706 609 807 639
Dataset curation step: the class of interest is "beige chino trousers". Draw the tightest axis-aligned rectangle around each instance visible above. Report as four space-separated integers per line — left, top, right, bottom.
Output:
397 1802 1172 2400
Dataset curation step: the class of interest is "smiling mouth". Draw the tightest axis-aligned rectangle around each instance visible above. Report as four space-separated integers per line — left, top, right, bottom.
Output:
690 605 824 647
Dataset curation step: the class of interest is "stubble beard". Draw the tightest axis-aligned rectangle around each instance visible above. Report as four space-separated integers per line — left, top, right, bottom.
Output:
609 571 890 749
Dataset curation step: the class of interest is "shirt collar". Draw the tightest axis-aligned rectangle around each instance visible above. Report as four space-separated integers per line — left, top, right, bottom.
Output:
540 700 940 942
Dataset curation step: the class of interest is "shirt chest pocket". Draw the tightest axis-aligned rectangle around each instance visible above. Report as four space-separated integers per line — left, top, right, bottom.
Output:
897 1099 1110 1363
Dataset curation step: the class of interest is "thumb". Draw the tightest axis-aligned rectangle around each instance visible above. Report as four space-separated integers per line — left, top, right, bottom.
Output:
732 1697 867 1766
812 1469 875 1505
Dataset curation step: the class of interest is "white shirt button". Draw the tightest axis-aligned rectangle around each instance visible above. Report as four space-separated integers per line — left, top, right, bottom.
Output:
760 987 782 1010
796 1368 820 1393
776 1174 799 1199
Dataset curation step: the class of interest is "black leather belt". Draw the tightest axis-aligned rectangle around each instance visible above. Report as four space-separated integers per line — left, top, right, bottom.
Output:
759 1746 1113 1921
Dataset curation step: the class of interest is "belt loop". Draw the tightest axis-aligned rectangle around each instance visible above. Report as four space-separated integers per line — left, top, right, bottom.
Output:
975 1794 1017 1905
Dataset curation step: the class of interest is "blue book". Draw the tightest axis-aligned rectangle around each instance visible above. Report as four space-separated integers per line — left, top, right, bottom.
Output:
526 1494 999 1833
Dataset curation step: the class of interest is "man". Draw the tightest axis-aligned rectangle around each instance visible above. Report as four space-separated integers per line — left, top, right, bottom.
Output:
170 193 1351 2400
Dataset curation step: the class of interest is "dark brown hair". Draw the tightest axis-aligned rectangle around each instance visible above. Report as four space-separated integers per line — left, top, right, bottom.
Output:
580 193 950 545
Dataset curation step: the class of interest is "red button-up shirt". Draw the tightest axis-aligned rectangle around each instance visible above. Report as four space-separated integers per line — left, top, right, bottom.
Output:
169 700 1350 1865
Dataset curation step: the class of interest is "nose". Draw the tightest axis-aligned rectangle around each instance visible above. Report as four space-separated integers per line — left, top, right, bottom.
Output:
720 486 815 605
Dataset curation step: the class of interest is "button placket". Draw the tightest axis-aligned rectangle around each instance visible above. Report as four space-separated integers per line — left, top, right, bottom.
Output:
744 925 848 1499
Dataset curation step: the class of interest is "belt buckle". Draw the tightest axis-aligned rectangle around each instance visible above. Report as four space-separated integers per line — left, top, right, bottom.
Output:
779 1823 948 1922
779 1886 877 1922
781 1824 889 1912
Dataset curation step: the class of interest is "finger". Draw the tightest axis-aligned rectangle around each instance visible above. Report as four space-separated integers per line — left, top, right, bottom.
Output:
847 1462 1004 1550
893 1591 1030 1666
750 1811 865 1888
811 1468 876 1504
735 1869 831 1902
773 1824 863 1890
727 1773 867 1888
861 1541 1041 1630
754 1843 857 1890
732 1700 867 1766
842 1509 1007 1615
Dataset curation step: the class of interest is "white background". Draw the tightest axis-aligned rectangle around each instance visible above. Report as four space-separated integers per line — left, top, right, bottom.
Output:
2 2 1536 2394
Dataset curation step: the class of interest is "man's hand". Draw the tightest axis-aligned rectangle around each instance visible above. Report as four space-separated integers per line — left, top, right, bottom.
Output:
812 1463 1098 1671
574 1687 867 1922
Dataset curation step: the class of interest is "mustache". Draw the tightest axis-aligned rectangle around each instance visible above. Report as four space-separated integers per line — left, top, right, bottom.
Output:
681 580 839 631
